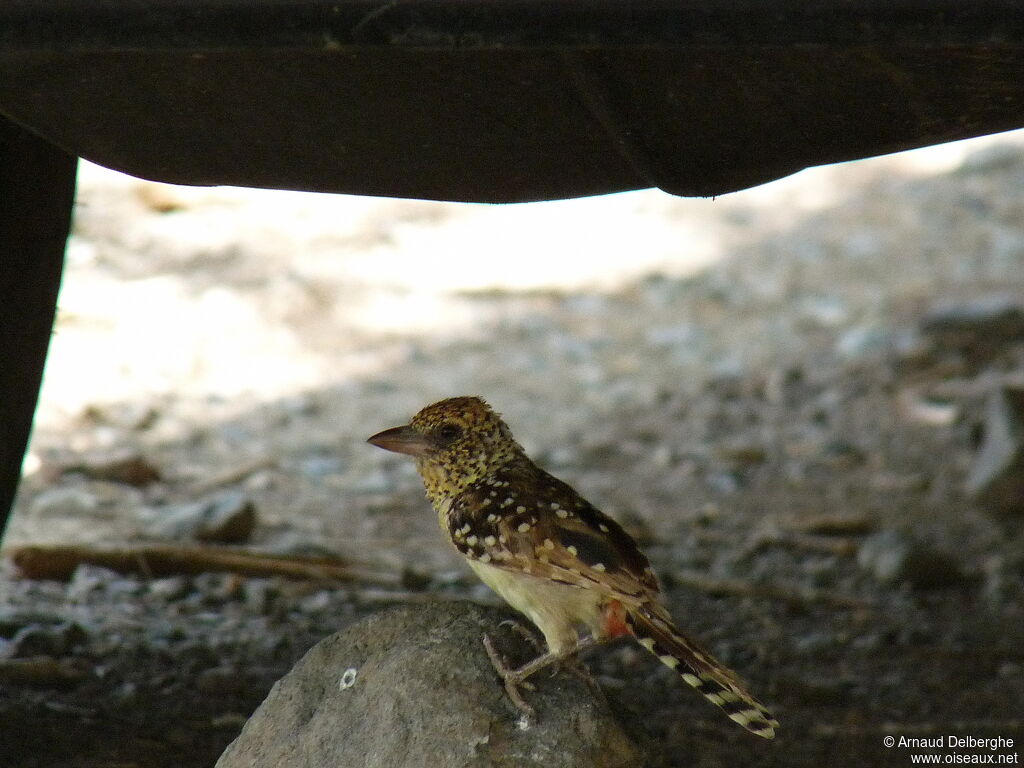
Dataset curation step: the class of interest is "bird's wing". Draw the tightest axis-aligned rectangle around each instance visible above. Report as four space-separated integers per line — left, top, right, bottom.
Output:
449 465 659 602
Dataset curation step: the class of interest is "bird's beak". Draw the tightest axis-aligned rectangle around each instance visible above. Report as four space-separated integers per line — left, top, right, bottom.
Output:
367 424 432 457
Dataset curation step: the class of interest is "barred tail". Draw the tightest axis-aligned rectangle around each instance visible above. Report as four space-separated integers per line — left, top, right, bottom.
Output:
626 603 778 739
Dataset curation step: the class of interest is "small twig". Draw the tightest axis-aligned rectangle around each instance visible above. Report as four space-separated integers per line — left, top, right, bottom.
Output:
187 456 276 494
4 543 401 586
132 549 154 580
788 513 875 537
0 657 85 686
673 570 872 609
740 530 861 559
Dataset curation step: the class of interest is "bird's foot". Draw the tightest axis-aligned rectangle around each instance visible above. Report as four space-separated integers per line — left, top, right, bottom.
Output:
482 633 538 720
559 653 602 693
497 619 545 654
482 632 603 721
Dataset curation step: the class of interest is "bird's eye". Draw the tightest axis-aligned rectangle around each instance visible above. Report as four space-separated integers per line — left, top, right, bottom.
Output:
435 423 463 444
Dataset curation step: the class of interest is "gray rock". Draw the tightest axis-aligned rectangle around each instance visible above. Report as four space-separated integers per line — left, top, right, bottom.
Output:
142 491 257 543
61 449 162 487
262 531 344 560
981 554 1024 610
921 296 1024 361
966 387 1024 520
28 487 99 518
922 295 1024 339
66 564 123 602
81 402 159 431
9 621 88 658
147 576 192 602
241 579 277 614
192 573 242 605
297 453 344 480
347 468 393 494
958 144 1024 174
0 608 70 637
857 530 966 589
216 603 642 768
835 325 907 361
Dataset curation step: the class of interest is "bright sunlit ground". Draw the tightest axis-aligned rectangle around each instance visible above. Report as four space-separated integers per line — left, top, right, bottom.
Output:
37 128 1024 436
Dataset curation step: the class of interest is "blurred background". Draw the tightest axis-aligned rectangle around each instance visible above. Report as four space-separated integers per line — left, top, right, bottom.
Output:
4 129 1024 766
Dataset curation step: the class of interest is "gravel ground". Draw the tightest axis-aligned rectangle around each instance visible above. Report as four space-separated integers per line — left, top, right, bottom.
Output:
3 132 1024 767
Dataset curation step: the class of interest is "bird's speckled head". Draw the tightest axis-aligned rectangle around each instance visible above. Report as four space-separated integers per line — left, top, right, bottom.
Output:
368 396 524 499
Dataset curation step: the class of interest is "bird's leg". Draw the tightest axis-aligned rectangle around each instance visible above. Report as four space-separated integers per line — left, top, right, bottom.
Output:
483 633 539 718
482 633 600 719
558 635 605 695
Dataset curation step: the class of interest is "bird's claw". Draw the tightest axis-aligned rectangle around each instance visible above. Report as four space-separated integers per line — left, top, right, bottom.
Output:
497 619 544 653
482 633 537 721
563 657 602 694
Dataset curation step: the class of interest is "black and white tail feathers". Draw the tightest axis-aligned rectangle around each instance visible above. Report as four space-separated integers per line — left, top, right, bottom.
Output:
626 603 778 739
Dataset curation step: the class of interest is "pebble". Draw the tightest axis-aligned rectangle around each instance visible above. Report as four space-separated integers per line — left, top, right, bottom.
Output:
0 608 69 637
705 470 741 495
148 577 192 602
29 487 99 518
113 681 139 705
958 144 1024 174
66 564 124 602
798 295 849 327
835 325 895 360
9 621 88 658
263 532 343 560
242 580 277 615
61 450 161 487
644 323 702 348
218 423 255 445
297 454 344 480
191 573 242 605
981 554 1024 610
921 294 1024 340
280 394 319 417
142 491 257 543
965 386 1024 520
819 439 867 468
792 632 836 654
347 469 393 494
717 442 767 465
298 590 335 616
857 529 967 589
81 402 159 431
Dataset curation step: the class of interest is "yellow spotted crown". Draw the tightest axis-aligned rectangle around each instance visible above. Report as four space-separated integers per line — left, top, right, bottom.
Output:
408 396 525 500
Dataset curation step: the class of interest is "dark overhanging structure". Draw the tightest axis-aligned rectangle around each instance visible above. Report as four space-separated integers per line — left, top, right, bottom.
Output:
2 0 1023 535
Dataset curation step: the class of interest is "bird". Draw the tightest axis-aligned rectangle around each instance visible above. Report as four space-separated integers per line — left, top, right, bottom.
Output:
367 396 778 738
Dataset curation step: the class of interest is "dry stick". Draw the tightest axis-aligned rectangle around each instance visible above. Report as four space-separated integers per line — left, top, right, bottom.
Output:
187 456 277 494
7 546 868 608
788 513 875 536
696 526 862 559
5 543 402 586
740 530 861 558
0 657 85 685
